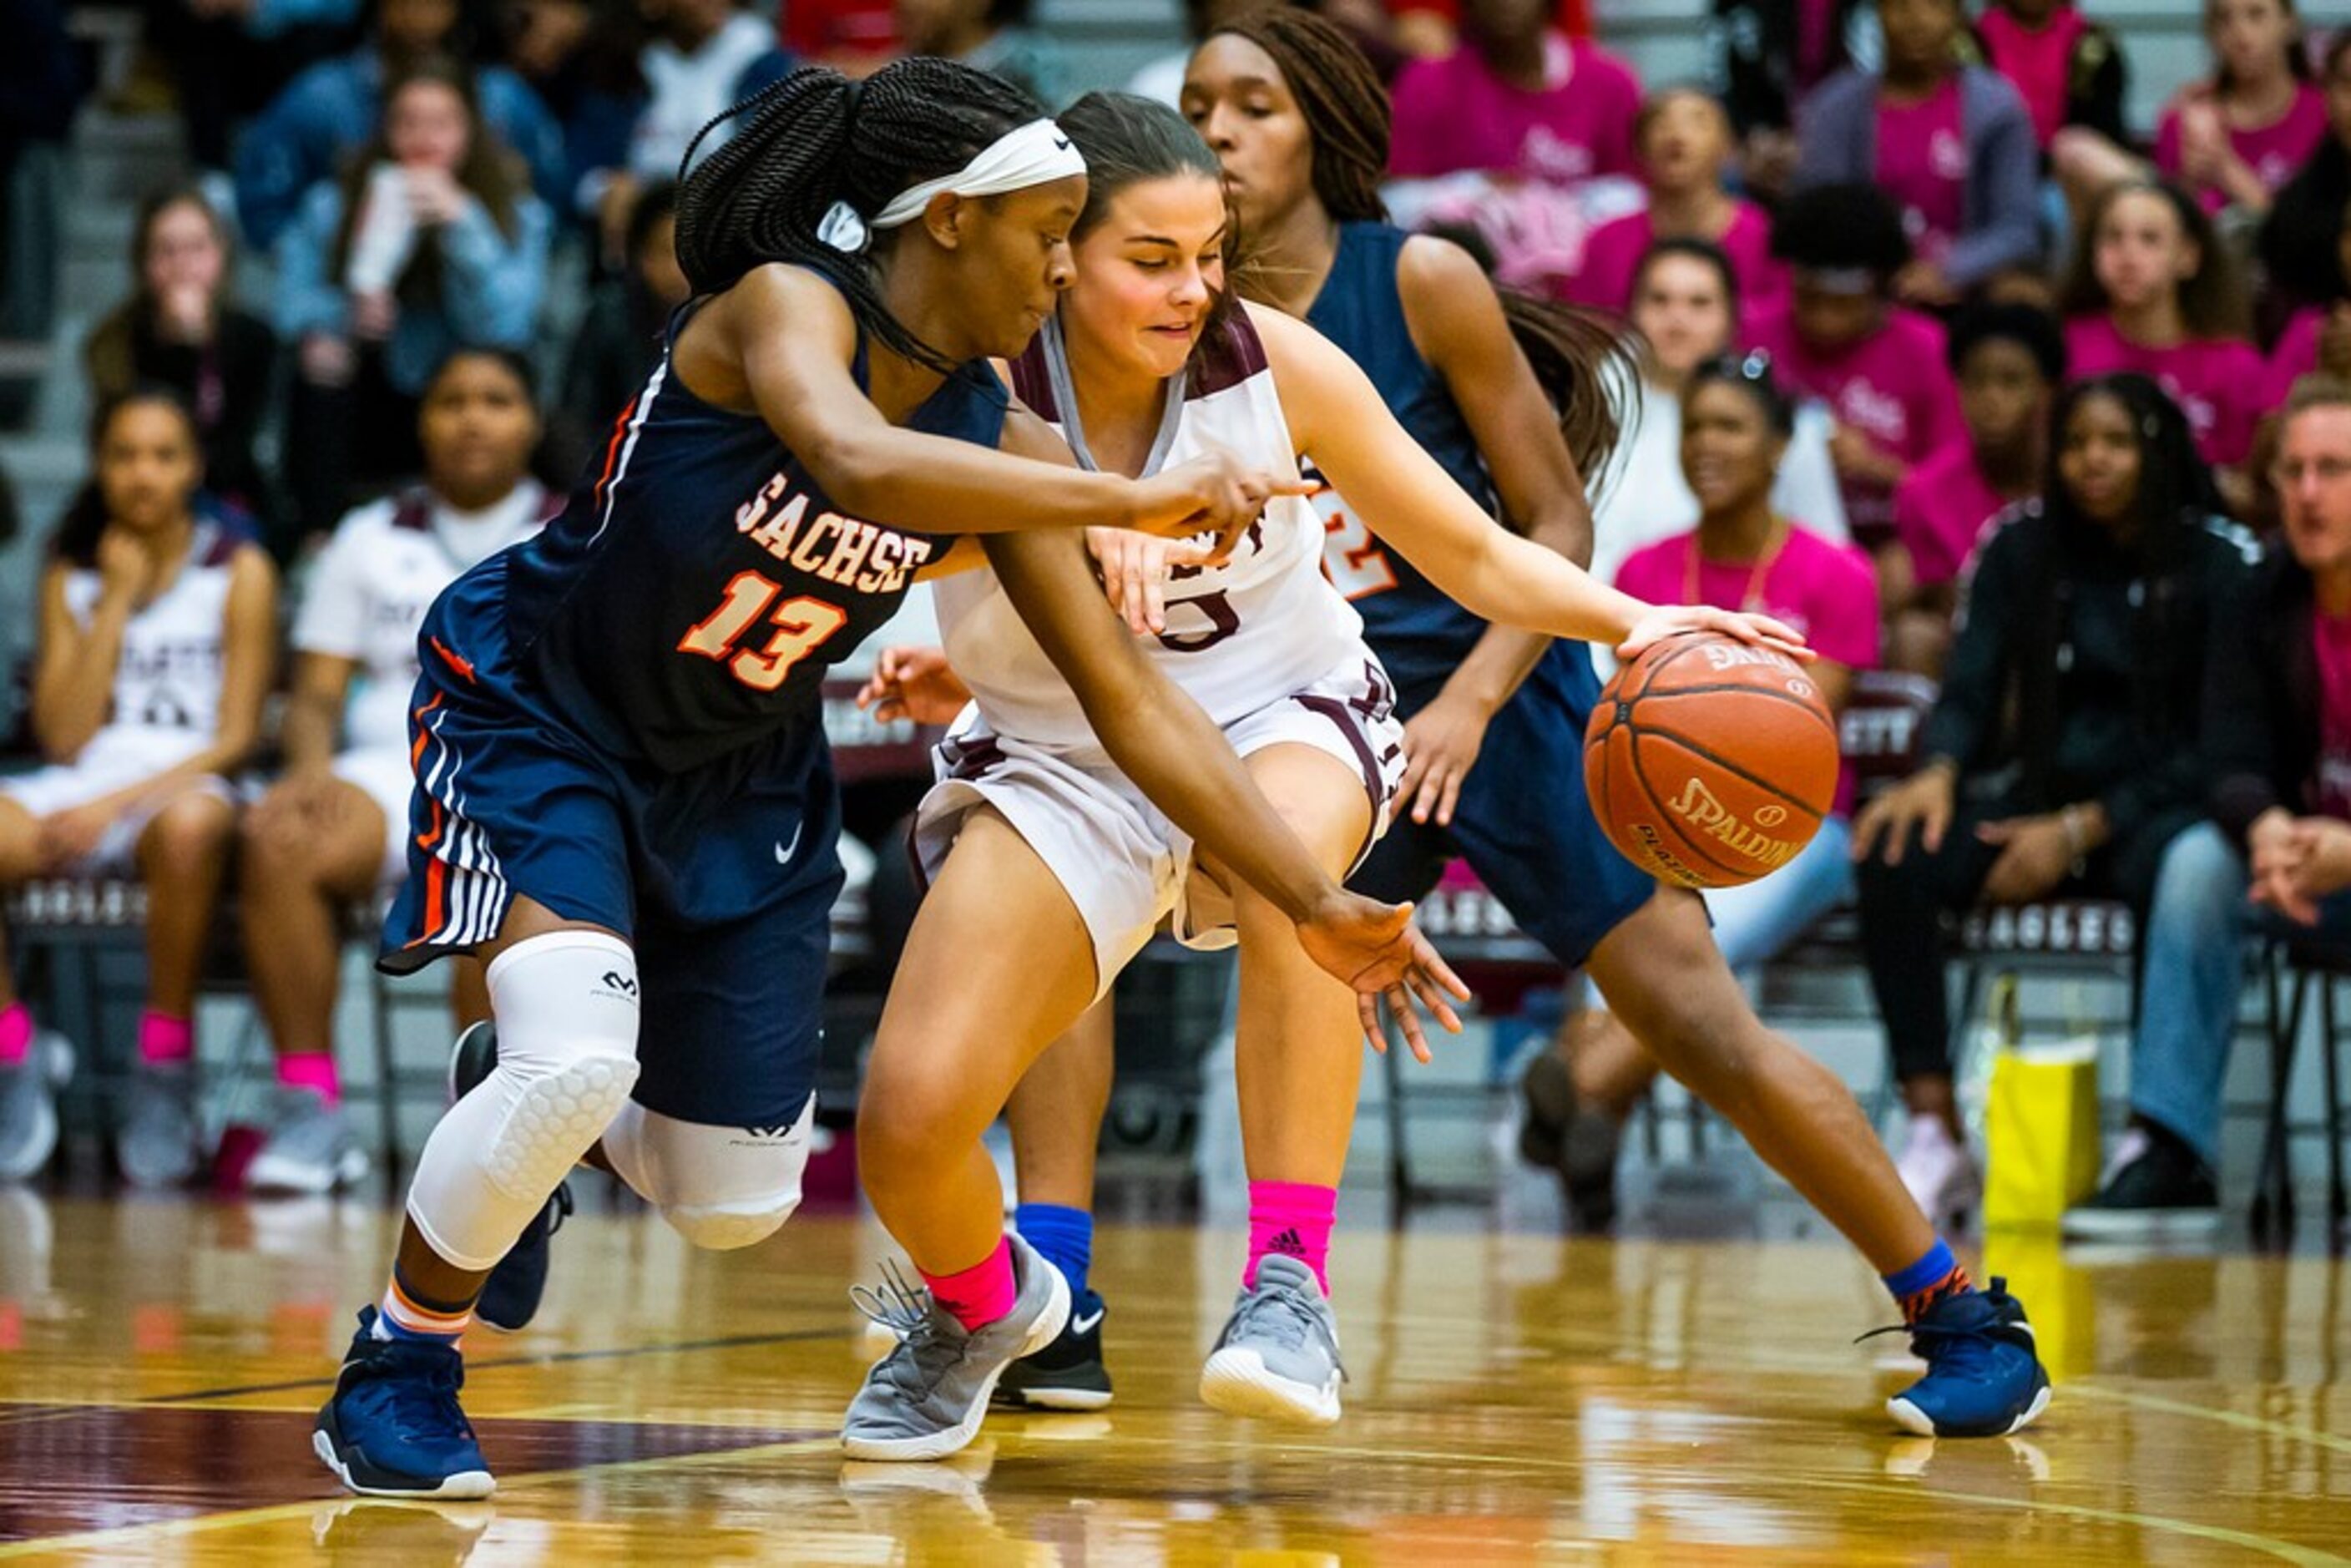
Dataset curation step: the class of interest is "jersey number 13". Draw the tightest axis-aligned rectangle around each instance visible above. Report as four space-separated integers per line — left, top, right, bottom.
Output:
677 570 849 692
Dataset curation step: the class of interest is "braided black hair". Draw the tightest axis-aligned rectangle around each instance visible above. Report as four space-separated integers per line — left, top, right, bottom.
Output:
674 59 1044 373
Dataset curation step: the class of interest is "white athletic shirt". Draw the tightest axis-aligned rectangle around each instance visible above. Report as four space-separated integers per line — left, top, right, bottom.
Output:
58 515 244 746
935 307 1364 749
294 482 554 752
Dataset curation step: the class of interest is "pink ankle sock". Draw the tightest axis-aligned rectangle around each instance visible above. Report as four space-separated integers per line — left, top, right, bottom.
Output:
0 1004 32 1066
137 1012 193 1065
920 1237 1019 1332
277 1052 340 1105
1246 1180 1337 1293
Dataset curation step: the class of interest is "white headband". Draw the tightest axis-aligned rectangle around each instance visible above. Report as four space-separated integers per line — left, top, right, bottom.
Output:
820 119 1086 253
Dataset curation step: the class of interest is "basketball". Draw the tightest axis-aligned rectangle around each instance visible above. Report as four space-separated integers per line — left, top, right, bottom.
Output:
1583 631 1839 888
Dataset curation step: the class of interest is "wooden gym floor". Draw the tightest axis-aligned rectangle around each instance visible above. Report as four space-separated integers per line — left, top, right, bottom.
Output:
0 1191 2346 1563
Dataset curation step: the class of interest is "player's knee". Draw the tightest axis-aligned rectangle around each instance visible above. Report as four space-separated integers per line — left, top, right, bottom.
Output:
620 1105 811 1250
141 792 234 879
473 932 645 1192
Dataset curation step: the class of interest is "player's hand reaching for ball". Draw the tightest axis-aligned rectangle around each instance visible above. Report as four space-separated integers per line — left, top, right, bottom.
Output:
1127 450 1312 560
856 645 973 726
1618 604 1812 663
1293 893 1471 1062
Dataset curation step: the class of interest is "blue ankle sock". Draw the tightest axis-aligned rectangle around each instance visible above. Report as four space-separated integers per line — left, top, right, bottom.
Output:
1881 1239 1973 1321
1014 1201 1094 1299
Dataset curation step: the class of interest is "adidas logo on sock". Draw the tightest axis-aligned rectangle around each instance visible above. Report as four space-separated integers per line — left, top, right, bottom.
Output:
1267 1228 1307 1260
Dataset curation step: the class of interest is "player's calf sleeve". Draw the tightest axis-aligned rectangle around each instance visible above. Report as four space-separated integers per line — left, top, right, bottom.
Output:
600 1094 813 1250
405 932 642 1272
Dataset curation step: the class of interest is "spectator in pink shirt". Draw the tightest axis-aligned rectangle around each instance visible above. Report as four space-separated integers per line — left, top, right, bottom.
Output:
2266 194 2351 400
1889 302 2063 675
2061 179 2264 498
1792 0 2041 305
1569 86 1788 318
1747 182 1966 549
2063 0 2322 220
1388 0 1641 186
1973 0 2128 155
1562 354 1880 1220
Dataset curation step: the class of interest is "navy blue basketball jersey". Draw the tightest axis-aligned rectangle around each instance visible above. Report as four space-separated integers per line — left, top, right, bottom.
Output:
501 291 1005 774
1305 221 1497 675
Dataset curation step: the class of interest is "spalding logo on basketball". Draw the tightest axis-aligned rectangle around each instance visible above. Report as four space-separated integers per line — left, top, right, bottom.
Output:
1583 631 1838 888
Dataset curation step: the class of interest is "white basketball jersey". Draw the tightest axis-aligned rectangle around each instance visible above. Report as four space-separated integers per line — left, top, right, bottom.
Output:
60 517 243 742
293 482 555 753
935 308 1363 750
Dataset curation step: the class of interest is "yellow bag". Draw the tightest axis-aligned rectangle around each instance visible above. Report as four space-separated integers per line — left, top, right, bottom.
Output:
1980 978 2102 1230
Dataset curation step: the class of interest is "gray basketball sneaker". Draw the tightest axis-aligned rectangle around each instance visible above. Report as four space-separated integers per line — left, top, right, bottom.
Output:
247 1090 373 1195
118 1060 201 1188
1199 1254 1345 1427
842 1233 1071 1462
0 1031 73 1181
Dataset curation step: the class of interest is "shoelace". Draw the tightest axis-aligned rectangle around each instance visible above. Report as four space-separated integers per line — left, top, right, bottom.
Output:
852 1262 963 1399
359 1342 477 1444
1230 1286 1347 1380
545 1183 575 1237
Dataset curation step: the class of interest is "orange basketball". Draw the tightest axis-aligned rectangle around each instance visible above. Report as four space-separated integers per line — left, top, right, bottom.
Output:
1583 631 1838 889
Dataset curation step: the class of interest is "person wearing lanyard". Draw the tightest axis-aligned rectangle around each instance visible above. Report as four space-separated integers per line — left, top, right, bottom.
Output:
1575 354 1881 1227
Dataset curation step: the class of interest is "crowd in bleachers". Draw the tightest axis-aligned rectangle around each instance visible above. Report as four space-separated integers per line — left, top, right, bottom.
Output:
0 0 2347 1244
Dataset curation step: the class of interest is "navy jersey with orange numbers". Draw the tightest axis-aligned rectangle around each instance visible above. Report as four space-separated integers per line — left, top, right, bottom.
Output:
1304 220 1501 680
500 299 1004 775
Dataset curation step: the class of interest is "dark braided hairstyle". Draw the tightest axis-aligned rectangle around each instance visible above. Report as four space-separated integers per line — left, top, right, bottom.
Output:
673 58 1045 373
1211 5 1631 481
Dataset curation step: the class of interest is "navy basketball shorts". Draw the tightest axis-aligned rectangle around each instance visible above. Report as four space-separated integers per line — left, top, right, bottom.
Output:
379 589 843 1130
1350 641 1657 969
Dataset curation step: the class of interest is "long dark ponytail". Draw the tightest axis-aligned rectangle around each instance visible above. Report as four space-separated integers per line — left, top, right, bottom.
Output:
1211 6 1631 480
673 58 1044 374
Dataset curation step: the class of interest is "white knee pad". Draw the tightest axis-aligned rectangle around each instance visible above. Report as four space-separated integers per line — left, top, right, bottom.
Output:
406 931 642 1272
601 1094 813 1251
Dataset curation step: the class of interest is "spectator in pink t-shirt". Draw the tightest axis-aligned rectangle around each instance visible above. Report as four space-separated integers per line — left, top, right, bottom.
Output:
1387 0 1641 186
2267 195 2351 401
1889 302 2063 675
1568 354 1880 1176
1973 0 2128 154
1792 0 2041 305
1747 183 1966 549
2061 180 2265 496
1568 87 1787 318
2155 0 2324 216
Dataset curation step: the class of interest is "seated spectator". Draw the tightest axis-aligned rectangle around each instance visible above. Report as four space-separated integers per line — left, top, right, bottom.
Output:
1388 0 1641 187
277 60 554 543
1851 373 2255 1230
83 189 277 529
1972 0 2127 156
1747 183 1965 548
146 0 354 180
234 0 564 249
2266 194 2351 398
0 389 276 1187
893 0 1062 105
2061 179 2264 494
1591 239 1846 591
1887 301 2062 674
238 349 558 1194
1569 87 1787 320
605 0 791 260
1793 0 2041 305
2050 376 2351 1235
1709 0 1868 205
2258 33 2351 312
2158 0 2322 218
1560 357 1880 1226
558 180 686 472
503 0 652 249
